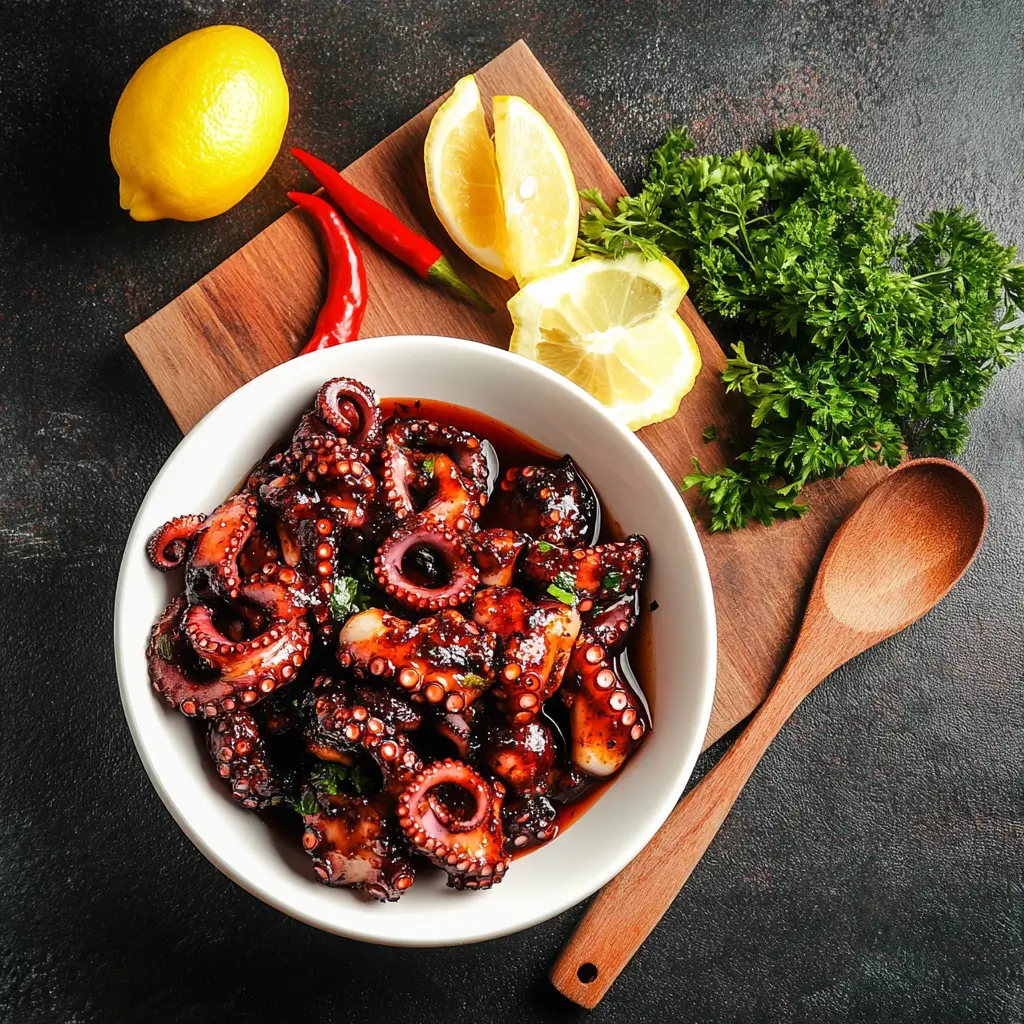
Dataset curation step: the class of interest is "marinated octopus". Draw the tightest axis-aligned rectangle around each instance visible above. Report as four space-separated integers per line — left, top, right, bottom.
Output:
145 377 651 902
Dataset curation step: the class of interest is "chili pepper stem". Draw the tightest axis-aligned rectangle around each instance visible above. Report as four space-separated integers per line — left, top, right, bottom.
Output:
427 257 494 313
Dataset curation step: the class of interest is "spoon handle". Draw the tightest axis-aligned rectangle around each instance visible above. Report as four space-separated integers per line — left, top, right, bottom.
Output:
550 675 806 1009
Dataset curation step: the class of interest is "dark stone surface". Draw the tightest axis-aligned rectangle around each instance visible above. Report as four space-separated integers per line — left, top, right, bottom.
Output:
1 1 1022 1021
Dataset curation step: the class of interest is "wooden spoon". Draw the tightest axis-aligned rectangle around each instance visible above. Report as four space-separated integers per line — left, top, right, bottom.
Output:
551 458 986 1008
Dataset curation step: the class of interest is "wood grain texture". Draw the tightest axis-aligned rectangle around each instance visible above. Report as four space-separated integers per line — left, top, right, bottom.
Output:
550 460 987 1007
125 39 890 750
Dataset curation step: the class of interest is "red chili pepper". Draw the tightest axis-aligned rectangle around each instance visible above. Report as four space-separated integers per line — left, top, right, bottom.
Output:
288 191 368 355
290 147 493 313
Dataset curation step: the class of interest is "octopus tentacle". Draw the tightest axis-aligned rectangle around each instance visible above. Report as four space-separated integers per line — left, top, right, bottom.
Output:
503 794 560 853
472 587 581 724
471 528 529 587
306 686 423 795
208 708 293 810
480 717 557 796
316 377 382 450
396 759 509 890
498 456 599 548
387 419 491 502
146 515 205 570
301 794 415 901
586 592 639 654
523 535 649 608
379 435 432 522
374 521 479 611
432 707 477 761
563 632 648 778
337 608 497 712
185 493 260 603
421 454 481 532
177 580 311 717
289 438 377 530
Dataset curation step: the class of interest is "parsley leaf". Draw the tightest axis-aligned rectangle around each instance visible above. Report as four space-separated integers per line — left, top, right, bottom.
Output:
460 672 490 691
701 425 717 443
422 455 436 476
294 791 319 817
547 570 578 605
535 540 554 553
581 126 1024 529
310 761 349 796
329 568 374 622
601 571 623 592
155 633 174 662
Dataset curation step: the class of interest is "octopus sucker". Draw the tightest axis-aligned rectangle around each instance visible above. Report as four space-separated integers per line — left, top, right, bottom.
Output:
396 759 509 889
146 514 206 570
143 377 653 903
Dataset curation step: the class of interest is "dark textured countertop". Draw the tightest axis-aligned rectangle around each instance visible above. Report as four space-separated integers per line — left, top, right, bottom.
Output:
1 2 1021 1021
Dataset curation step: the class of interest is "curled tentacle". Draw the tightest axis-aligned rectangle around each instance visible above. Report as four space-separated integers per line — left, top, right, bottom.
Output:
237 524 282 578
316 377 382 450
480 716 557 796
471 528 529 587
498 456 598 548
386 418 491 503
472 587 581 724
523 535 649 609
563 632 648 778
396 759 509 890
207 708 294 810
374 521 479 611
337 608 497 712
421 454 481 532
503 794 559 854
147 514 205 571
301 794 415 902
169 580 311 718
185 493 260 603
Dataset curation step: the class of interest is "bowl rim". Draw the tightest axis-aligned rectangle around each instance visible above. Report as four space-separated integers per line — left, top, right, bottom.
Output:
114 335 716 946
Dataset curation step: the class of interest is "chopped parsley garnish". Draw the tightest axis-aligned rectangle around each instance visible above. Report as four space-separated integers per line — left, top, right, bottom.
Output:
701 425 717 443
422 455 436 475
294 791 319 817
155 633 174 662
329 570 374 623
535 540 554 553
460 672 490 691
310 761 349 796
547 570 578 606
579 125 1024 529
601 571 623 592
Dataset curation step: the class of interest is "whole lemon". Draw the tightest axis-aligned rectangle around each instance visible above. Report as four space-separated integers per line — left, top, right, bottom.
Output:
110 25 289 222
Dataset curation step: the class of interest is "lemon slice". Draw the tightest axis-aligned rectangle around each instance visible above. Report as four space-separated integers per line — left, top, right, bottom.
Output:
508 254 701 430
492 95 579 285
424 75 511 278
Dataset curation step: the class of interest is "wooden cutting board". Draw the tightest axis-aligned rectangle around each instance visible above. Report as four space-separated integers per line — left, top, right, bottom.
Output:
126 40 889 750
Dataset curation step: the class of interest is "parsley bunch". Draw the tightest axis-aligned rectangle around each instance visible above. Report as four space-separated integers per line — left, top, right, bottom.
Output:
579 126 1024 529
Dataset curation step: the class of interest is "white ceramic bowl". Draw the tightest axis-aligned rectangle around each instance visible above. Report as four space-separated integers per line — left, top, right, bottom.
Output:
115 336 716 946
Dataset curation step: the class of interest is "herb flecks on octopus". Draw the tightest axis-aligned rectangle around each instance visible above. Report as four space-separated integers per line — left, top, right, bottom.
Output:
143 375 653 902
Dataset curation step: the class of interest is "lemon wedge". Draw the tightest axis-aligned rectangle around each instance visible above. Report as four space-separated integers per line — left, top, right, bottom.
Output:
424 75 512 278
508 254 701 430
493 95 579 285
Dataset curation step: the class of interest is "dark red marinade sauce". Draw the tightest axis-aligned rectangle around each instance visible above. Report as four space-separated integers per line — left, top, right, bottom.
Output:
383 397 655 847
